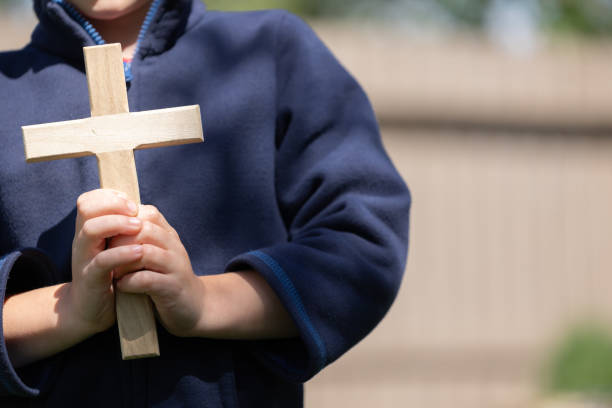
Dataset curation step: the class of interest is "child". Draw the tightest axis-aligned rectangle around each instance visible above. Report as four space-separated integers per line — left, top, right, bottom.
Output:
0 0 411 406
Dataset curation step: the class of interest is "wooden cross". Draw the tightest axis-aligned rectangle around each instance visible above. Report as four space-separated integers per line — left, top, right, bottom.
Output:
22 44 204 360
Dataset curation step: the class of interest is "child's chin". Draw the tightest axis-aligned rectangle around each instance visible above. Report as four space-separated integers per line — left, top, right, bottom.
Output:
84 10 128 20
71 0 150 21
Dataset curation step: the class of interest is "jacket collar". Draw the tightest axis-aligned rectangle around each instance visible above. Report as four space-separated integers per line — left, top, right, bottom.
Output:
30 0 205 65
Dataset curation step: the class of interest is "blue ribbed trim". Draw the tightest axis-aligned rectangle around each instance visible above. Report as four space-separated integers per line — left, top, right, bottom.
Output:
0 252 40 396
52 0 105 45
249 250 327 369
0 253 19 395
0 255 20 395
53 0 164 83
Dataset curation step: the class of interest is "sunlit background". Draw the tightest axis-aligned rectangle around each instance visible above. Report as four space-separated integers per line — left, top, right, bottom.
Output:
4 1 612 407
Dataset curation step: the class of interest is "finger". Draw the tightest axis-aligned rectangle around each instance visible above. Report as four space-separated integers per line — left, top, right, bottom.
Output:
115 270 168 296
85 245 144 286
76 189 138 231
78 215 142 252
113 244 173 279
108 221 173 251
138 205 175 233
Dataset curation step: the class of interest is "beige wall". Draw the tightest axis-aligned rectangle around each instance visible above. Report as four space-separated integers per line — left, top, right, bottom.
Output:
309 127 612 407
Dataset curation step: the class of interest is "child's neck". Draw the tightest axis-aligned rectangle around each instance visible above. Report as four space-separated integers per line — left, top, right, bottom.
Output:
88 2 153 60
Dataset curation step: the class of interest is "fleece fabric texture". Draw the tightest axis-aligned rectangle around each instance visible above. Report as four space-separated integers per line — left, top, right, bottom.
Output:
0 0 411 406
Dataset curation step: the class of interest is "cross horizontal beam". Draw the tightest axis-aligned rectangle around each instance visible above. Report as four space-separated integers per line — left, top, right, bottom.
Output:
23 105 203 162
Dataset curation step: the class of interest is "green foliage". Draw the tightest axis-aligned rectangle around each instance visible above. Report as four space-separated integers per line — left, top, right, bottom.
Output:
435 0 491 27
541 0 612 37
205 0 308 15
204 0 612 37
544 323 612 398
1 0 612 37
204 0 358 17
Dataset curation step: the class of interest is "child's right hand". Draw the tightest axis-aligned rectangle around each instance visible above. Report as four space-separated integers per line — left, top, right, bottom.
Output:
69 189 144 335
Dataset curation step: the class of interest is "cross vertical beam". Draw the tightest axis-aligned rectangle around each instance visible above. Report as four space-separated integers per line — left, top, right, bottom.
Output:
85 44 159 359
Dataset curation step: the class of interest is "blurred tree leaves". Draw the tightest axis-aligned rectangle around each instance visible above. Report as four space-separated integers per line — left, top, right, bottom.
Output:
435 0 491 26
206 0 612 37
204 0 307 14
3 0 612 37
544 323 612 398
541 0 612 37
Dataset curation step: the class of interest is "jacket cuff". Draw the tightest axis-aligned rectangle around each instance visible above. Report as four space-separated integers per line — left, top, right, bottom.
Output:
226 250 328 383
0 249 62 397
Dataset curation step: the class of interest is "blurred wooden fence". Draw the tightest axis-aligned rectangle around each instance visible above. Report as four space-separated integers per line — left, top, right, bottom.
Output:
308 23 612 408
5 13 612 408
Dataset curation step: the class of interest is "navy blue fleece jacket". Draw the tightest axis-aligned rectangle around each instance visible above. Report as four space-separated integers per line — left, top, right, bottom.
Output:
0 0 411 406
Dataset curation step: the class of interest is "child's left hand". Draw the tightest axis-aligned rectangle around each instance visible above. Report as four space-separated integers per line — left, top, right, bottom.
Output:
109 205 204 337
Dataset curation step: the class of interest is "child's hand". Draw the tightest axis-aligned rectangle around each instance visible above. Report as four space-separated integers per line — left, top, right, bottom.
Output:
109 205 204 337
70 189 144 336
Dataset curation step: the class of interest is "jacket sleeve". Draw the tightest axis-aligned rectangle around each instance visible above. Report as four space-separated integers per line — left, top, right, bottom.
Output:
226 12 411 382
0 248 62 397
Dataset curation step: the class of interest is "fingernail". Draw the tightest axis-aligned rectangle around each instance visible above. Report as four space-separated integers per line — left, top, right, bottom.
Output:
133 245 143 254
127 201 137 213
128 217 141 227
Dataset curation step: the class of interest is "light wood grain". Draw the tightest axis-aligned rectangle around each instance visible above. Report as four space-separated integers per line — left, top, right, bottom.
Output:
84 44 159 360
97 149 160 358
21 43 204 359
23 106 203 162
84 44 129 116
97 150 141 204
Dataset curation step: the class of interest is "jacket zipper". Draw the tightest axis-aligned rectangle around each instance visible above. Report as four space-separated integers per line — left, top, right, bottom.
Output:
52 0 163 82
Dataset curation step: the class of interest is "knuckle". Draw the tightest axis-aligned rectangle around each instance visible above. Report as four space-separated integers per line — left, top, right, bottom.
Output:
141 220 153 236
142 244 166 267
109 195 119 207
76 194 88 215
141 205 160 221
110 196 124 211
142 275 153 289
81 220 95 238
90 253 105 271
161 249 172 262
141 243 154 258
137 273 154 291
140 204 154 213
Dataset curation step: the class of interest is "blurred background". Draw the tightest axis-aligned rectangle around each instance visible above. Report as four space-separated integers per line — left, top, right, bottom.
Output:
5 0 612 407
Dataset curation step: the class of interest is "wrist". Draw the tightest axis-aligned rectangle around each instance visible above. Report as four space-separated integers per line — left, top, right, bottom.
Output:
190 275 215 337
192 271 297 340
3 283 108 368
192 274 231 338
62 282 108 339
